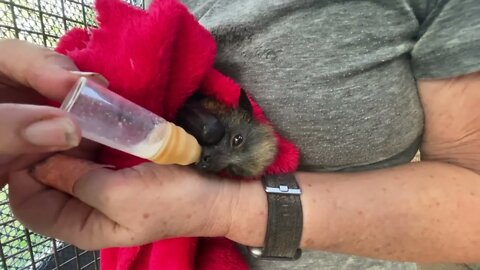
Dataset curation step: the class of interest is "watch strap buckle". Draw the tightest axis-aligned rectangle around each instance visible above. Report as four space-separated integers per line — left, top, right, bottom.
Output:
248 174 303 261
249 247 302 261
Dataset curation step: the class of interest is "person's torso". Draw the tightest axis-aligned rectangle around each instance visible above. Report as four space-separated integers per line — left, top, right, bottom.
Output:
182 0 424 173
180 0 425 269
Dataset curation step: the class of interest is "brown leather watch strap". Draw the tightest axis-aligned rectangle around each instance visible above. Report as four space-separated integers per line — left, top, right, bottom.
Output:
249 174 303 260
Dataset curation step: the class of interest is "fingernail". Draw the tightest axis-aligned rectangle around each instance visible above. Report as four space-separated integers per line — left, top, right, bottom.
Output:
23 118 80 148
70 71 109 87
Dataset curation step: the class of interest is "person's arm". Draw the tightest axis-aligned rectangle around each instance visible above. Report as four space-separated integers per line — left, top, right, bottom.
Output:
9 71 480 264
227 71 480 263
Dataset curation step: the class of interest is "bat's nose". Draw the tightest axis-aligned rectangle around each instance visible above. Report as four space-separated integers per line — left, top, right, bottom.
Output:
197 153 211 169
195 147 225 173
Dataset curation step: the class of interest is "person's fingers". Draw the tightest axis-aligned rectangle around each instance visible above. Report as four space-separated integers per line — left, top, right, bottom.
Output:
0 39 78 101
0 138 101 186
0 104 81 155
31 155 151 216
31 154 106 195
8 170 133 250
62 139 101 161
27 154 225 247
31 155 126 214
0 152 53 186
0 39 108 101
0 76 45 104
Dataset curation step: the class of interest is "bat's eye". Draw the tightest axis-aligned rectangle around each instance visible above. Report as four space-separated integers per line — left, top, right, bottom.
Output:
231 134 244 148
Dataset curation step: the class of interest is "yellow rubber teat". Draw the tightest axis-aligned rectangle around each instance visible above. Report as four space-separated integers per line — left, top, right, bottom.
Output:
150 122 201 165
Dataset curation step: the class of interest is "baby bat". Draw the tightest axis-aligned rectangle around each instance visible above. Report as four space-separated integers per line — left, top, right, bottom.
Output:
175 89 278 177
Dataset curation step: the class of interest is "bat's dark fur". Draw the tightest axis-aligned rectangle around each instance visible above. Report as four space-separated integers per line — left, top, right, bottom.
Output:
176 90 278 177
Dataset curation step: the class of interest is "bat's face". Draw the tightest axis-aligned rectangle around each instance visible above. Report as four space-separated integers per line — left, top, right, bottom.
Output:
195 108 278 177
176 89 278 177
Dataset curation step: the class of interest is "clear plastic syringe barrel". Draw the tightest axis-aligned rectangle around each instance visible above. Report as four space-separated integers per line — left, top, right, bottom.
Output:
61 77 169 159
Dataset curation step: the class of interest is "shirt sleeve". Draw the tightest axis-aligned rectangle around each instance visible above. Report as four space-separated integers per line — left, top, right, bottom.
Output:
411 0 480 79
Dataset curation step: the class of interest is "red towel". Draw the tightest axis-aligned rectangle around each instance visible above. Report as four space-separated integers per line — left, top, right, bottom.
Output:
54 0 299 269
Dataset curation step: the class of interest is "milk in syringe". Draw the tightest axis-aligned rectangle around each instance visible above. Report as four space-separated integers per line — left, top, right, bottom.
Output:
61 77 201 165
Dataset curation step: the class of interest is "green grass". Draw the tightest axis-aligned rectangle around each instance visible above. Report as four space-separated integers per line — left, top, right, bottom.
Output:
1 0 98 48
1 187 54 270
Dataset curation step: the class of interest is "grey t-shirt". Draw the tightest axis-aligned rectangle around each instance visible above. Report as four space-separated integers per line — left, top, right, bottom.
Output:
178 0 480 269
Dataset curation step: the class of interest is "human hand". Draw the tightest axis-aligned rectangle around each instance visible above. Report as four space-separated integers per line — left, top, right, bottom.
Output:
8 154 239 250
0 39 108 187
1 39 260 251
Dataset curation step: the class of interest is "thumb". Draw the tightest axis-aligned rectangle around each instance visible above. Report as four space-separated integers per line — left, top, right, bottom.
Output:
0 104 81 155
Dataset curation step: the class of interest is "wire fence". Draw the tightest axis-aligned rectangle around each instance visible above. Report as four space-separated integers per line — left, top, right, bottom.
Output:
0 0 144 269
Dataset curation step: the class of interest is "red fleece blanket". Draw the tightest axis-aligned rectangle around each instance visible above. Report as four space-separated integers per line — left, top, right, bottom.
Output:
54 0 299 269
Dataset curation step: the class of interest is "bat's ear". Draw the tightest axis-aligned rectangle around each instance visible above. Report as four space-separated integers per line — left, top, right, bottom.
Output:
238 88 253 117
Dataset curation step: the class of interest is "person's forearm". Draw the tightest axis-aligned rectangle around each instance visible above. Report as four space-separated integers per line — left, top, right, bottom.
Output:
224 161 480 263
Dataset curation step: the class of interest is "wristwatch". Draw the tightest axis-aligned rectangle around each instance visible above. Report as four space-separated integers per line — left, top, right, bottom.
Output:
248 173 303 260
